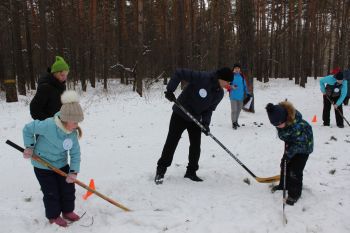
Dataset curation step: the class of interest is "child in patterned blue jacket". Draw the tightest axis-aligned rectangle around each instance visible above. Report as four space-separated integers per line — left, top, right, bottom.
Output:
266 101 313 206
23 90 84 227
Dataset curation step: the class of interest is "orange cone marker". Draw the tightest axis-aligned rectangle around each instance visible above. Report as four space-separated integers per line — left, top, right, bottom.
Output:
82 179 95 200
312 115 317 123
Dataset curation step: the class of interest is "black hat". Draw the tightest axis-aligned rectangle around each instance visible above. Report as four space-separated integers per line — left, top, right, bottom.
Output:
233 63 241 69
335 71 343 80
216 67 233 82
266 103 287 126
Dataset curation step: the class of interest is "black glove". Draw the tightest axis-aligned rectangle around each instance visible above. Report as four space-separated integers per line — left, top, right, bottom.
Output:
202 124 210 136
164 91 176 102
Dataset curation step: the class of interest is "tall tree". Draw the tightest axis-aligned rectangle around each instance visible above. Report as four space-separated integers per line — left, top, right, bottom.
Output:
11 0 26 95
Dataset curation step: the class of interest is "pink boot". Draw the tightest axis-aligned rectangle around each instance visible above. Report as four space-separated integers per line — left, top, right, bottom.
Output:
62 212 80 222
49 216 68 227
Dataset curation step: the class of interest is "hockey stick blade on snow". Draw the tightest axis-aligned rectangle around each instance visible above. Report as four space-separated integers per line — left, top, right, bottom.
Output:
173 100 280 183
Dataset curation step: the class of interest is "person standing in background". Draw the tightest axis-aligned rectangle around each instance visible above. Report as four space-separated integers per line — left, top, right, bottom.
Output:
227 63 251 129
30 56 69 120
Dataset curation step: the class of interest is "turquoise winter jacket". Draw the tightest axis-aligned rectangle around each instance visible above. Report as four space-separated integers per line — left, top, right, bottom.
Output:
320 75 348 106
229 73 249 101
23 113 81 172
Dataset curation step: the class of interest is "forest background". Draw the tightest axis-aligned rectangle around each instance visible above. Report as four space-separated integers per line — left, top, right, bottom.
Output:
0 0 349 101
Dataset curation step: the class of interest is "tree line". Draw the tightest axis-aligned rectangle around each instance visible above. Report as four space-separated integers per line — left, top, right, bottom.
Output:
0 0 349 102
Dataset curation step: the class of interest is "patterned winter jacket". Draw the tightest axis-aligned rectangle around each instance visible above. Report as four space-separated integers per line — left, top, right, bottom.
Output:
276 101 313 159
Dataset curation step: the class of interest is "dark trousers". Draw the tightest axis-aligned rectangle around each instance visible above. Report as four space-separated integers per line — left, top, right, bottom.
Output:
279 154 309 199
157 112 202 175
322 95 344 126
34 165 76 219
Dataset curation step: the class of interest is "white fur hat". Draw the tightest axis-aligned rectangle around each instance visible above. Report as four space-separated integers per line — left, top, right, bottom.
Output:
60 90 84 123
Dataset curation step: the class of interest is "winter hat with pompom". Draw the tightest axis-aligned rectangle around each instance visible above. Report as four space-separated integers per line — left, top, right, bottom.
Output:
60 90 84 123
266 103 287 126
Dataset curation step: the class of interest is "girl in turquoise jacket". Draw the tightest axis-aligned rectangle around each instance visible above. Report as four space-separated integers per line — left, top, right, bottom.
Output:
22 90 84 227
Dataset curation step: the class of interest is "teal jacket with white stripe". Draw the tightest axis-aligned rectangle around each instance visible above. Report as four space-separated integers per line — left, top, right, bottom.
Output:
320 75 348 106
23 113 81 172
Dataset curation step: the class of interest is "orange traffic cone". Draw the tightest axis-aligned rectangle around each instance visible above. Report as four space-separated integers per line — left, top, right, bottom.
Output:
312 115 317 123
82 179 95 200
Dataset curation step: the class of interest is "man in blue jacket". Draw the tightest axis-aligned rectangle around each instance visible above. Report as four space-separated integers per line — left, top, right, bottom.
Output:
320 71 348 128
155 67 232 184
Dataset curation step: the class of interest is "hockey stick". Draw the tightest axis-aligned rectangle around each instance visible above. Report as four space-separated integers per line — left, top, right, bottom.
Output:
325 95 350 126
6 140 131 212
173 100 280 183
282 158 288 225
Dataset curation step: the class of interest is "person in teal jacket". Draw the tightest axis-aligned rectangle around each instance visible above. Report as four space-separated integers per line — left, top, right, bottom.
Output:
23 90 84 227
228 63 251 129
319 71 348 128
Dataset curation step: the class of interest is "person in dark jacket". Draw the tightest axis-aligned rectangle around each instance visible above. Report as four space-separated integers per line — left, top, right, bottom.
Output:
266 101 313 206
154 67 233 184
319 71 348 128
343 69 350 105
30 56 69 120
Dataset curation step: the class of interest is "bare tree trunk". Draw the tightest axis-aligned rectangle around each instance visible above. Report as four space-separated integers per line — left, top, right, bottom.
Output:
38 0 48 70
89 0 97 88
136 0 143 96
12 0 26 95
25 0 35 90
116 0 128 84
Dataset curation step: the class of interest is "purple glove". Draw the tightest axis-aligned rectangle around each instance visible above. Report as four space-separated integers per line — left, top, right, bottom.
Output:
66 173 77 183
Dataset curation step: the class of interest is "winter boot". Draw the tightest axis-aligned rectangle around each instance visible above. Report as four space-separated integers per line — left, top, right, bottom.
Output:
184 172 203 182
63 212 80 222
271 184 283 193
154 173 164 185
232 122 238 130
49 216 68 227
286 196 299 206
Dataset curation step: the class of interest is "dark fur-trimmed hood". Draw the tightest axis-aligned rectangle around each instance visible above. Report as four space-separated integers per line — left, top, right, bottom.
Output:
279 101 296 125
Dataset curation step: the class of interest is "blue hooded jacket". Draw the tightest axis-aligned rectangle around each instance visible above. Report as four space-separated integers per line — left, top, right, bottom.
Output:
229 73 249 101
23 113 81 172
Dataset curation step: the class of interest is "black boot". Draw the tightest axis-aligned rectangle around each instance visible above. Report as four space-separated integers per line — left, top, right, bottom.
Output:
154 173 164 185
271 184 283 193
184 172 203 182
286 196 299 206
232 122 238 130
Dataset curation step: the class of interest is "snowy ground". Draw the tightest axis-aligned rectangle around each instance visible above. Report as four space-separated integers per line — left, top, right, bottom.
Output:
0 78 349 233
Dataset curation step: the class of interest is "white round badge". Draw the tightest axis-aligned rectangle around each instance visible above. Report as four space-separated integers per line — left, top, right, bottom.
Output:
334 88 339 93
63 138 73 150
199 89 207 98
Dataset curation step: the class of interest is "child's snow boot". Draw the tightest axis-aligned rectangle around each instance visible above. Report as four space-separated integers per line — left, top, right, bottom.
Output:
49 216 68 227
63 212 80 222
